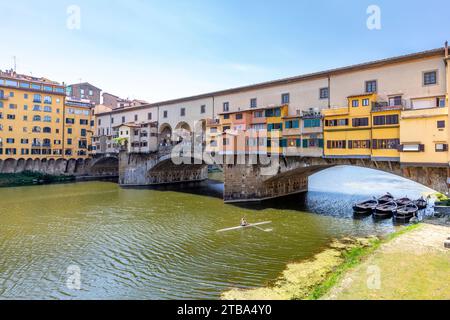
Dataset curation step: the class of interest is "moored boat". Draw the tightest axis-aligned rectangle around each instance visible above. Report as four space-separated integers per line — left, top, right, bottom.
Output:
395 197 413 206
395 204 419 221
414 197 428 210
378 193 394 204
353 199 378 214
374 201 397 219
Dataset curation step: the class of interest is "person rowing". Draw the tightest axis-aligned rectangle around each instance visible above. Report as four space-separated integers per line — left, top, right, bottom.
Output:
240 217 249 227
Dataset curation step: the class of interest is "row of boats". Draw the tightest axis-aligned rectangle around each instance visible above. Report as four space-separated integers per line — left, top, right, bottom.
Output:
353 193 428 221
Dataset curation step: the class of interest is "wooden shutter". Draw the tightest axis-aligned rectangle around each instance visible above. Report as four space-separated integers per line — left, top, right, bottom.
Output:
419 144 425 152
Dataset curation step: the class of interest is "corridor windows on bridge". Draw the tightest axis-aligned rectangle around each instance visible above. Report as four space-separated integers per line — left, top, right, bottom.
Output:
235 113 243 120
352 99 359 108
223 102 229 112
423 70 437 86
319 87 329 100
365 80 377 93
373 115 399 126
352 117 369 127
303 118 321 128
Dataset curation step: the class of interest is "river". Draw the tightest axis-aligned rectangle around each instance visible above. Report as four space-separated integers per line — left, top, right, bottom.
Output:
0 166 432 300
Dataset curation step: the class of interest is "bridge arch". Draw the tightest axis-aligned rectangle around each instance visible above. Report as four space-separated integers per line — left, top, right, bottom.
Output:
88 155 119 176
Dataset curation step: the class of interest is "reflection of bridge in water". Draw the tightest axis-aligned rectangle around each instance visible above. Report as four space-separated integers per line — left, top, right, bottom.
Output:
88 143 448 203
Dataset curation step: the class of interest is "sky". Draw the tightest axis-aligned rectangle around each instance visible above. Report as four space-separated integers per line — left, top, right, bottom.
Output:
0 0 449 103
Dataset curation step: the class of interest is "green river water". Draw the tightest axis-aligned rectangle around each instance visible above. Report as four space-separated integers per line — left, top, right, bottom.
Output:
0 166 431 299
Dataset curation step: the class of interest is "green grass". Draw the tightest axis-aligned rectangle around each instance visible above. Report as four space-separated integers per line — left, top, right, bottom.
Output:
307 224 422 300
0 171 75 187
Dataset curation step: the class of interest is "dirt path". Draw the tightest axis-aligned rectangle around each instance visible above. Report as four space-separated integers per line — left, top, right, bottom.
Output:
323 224 450 300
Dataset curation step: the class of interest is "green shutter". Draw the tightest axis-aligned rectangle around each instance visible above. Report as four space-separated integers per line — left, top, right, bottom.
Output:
296 139 301 147
303 139 308 148
318 139 324 148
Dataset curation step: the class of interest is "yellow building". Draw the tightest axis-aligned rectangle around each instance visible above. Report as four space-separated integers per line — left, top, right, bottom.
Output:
64 98 95 158
323 94 375 159
266 105 288 154
400 104 448 166
0 70 65 160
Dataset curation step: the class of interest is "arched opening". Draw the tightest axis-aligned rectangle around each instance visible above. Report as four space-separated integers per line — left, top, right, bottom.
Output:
174 122 192 145
159 123 173 147
89 156 119 177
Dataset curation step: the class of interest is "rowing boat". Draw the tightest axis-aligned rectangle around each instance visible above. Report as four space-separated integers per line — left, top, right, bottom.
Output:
217 221 272 233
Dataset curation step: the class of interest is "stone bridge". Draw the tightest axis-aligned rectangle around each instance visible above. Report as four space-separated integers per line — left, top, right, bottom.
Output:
223 156 449 203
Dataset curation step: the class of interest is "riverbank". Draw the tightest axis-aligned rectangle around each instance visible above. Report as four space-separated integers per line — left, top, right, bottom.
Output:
0 171 75 187
222 223 449 300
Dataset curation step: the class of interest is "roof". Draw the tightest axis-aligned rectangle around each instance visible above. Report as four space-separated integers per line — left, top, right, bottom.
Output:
96 47 446 116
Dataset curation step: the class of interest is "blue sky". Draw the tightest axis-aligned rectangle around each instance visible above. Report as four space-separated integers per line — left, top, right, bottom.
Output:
0 0 449 102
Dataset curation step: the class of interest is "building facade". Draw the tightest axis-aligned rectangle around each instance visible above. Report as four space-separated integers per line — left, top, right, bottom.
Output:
67 82 102 105
0 70 66 160
64 98 95 158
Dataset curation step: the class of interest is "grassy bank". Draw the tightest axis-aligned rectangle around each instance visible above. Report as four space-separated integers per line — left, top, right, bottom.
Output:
222 224 422 300
0 171 75 187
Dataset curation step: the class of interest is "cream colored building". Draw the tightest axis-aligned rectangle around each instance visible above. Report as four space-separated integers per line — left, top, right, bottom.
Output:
93 46 449 166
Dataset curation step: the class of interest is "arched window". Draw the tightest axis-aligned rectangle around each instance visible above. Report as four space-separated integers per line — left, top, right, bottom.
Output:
43 116 51 122
44 96 52 104
33 115 41 121
33 94 41 103
43 127 51 133
32 126 41 133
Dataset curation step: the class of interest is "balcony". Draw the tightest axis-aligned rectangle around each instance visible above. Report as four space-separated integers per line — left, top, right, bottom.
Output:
372 100 407 112
0 95 8 100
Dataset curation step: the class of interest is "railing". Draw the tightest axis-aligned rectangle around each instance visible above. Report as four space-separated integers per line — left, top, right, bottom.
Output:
372 100 408 112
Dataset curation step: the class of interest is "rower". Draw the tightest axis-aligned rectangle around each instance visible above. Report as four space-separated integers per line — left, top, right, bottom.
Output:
240 217 249 227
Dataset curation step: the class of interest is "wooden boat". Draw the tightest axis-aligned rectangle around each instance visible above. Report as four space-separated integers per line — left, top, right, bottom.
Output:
217 221 272 233
414 197 428 210
378 193 394 204
374 201 397 219
353 199 378 214
395 197 413 206
395 204 419 220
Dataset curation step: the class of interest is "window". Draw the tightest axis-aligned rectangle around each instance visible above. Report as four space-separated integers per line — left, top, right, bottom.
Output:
223 114 230 120
24 93 28 99
303 119 320 128
68 128 72 134
6 138 15 144
435 143 448 152
33 105 42 111
134 114 138 121
9 92 14 97
362 99 370 106
200 105 206 114
148 112 152 120
325 119 349 127
389 96 403 106
235 113 243 120
352 118 369 127
223 102 229 112
438 97 446 108
285 119 300 129
320 87 329 99
44 106 52 112
33 94 41 103
253 111 264 118
122 116 125 123
44 96 52 104
423 71 437 86
80 119 88 125
7 114 15 120
250 98 257 108
43 116 51 122
437 120 446 129
163 111 168 118
327 140 346 149
81 129 87 137
400 144 424 152
348 140 371 149
281 93 290 104
33 115 41 122
352 100 359 107
66 118 75 124
180 108 186 117
98 119 102 125
89 90 93 96
365 80 377 93
67 139 73 145
32 126 41 133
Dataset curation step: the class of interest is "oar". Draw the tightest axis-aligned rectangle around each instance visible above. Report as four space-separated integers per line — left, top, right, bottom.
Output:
253 226 273 232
